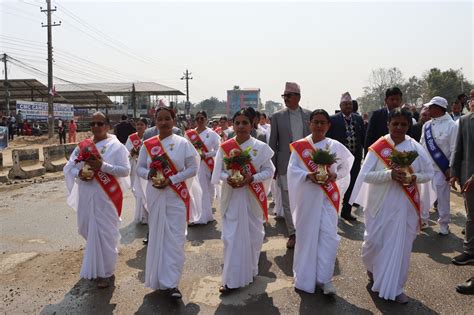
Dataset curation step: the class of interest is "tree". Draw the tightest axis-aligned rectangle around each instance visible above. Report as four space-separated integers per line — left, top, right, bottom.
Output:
194 97 227 117
422 68 473 108
358 67 405 113
400 76 423 105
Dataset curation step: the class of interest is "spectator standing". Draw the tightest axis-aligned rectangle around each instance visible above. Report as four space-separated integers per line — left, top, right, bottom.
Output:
68 119 77 143
16 110 24 136
58 118 67 144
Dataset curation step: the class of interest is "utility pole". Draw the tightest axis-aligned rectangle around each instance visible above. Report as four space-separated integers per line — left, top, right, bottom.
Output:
181 69 192 114
41 0 61 138
2 53 9 115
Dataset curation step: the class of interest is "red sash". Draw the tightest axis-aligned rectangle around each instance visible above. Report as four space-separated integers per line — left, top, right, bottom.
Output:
143 136 191 222
214 126 228 141
289 139 341 212
221 138 268 221
129 132 142 150
78 138 124 217
369 137 421 225
185 129 215 172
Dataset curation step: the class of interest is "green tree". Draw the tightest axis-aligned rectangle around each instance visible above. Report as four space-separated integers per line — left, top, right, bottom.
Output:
194 97 227 117
422 68 473 108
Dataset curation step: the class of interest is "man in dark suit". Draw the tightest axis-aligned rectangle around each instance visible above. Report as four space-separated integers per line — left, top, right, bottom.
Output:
327 92 365 221
365 87 403 151
450 101 474 293
269 82 312 249
114 114 136 144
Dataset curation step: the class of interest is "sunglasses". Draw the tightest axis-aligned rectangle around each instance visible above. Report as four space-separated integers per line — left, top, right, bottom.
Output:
90 122 105 127
281 93 298 99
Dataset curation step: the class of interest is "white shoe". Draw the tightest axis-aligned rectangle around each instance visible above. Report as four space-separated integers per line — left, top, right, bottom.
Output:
439 225 450 235
322 282 337 295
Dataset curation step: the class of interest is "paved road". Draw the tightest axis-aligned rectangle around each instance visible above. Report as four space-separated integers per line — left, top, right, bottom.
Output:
1 178 473 314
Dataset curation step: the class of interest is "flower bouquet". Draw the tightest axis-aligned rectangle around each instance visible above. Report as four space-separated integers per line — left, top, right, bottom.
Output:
75 147 96 180
311 146 338 184
130 147 140 159
388 149 419 186
223 147 252 185
149 154 169 187
194 140 204 157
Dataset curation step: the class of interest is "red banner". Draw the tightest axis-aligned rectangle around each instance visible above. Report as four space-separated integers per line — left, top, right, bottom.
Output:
220 138 268 221
78 138 124 217
369 137 421 225
289 139 341 212
143 136 190 222
185 129 215 172
129 132 142 151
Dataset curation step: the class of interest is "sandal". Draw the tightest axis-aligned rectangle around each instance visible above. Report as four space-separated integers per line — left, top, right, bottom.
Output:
168 288 182 299
97 275 115 289
219 285 234 294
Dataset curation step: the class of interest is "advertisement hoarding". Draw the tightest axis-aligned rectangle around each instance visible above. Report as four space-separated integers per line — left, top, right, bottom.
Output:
16 100 74 122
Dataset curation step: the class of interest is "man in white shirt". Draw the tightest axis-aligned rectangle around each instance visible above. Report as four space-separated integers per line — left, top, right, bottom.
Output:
420 96 459 235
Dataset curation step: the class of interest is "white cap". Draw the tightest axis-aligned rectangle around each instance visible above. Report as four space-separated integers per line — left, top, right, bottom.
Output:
424 96 448 109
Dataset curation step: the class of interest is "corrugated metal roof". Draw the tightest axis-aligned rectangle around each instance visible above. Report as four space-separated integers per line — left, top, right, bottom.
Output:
56 82 185 96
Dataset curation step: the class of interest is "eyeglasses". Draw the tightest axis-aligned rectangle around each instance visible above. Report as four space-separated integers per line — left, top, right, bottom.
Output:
281 94 295 99
90 122 105 127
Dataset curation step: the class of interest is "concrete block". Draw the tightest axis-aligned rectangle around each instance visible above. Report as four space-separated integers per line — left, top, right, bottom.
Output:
9 148 45 179
64 143 77 160
43 145 67 172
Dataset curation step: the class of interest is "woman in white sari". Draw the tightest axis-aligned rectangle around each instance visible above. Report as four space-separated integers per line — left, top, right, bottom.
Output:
125 118 148 224
212 108 274 293
64 112 130 288
287 109 354 295
350 108 435 303
185 111 220 225
136 107 198 299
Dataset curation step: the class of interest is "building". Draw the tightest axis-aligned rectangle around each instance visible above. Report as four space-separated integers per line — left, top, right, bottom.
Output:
226 86 261 116
264 100 283 115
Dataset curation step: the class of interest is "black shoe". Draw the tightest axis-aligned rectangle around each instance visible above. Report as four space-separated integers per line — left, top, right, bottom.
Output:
456 278 474 295
341 213 357 221
168 288 182 299
286 234 296 249
452 252 474 265
462 228 465 235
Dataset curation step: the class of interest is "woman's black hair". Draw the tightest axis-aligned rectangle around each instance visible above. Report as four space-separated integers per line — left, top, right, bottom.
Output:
309 109 331 123
138 117 148 125
388 108 413 126
93 111 110 125
232 108 254 123
195 111 208 119
155 107 175 119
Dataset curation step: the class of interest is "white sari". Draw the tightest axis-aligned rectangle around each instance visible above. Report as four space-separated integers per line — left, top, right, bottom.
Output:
211 137 274 289
63 134 130 279
287 136 354 293
185 127 220 224
125 134 148 224
136 134 198 290
350 135 435 300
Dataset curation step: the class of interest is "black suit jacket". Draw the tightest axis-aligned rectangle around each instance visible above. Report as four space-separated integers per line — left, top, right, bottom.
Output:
365 107 414 151
365 108 389 151
327 112 365 161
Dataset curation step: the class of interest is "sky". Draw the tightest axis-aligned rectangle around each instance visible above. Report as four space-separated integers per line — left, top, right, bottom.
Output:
1 0 473 113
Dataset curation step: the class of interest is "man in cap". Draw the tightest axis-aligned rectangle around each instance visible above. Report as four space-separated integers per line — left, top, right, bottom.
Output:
365 87 404 151
327 92 365 221
420 96 458 235
269 82 312 249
